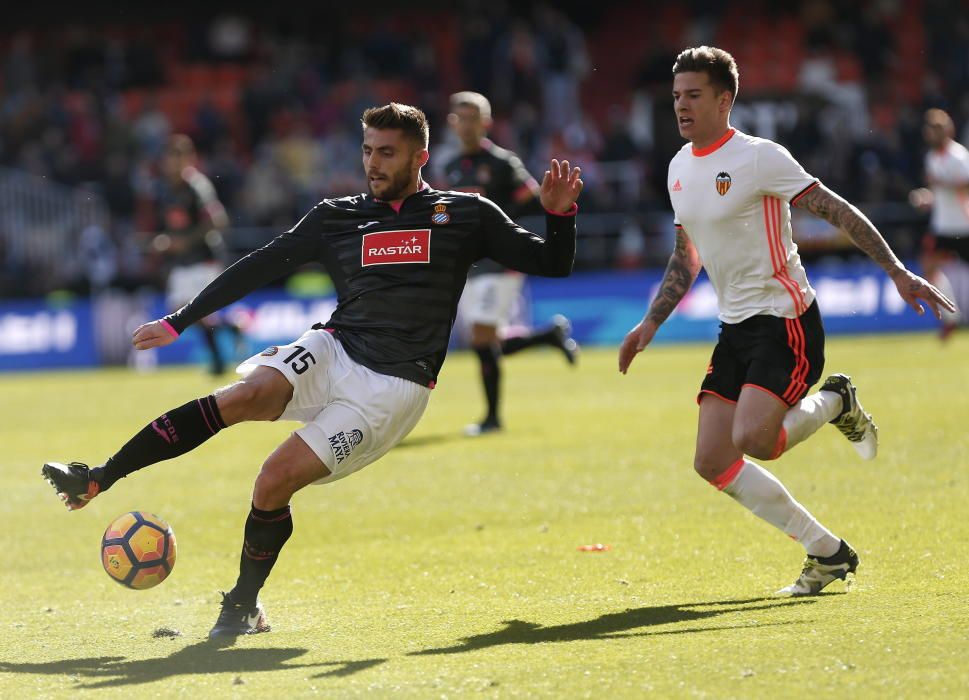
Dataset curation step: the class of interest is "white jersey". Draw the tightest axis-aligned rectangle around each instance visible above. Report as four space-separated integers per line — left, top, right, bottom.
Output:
925 140 969 236
668 129 818 323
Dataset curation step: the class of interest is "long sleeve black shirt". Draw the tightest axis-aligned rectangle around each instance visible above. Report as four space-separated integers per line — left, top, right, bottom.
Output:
165 187 576 386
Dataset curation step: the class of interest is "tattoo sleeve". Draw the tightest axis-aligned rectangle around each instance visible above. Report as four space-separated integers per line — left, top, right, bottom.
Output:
795 185 905 277
645 228 702 326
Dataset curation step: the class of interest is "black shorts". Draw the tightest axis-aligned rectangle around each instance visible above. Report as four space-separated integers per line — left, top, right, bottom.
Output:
699 301 825 407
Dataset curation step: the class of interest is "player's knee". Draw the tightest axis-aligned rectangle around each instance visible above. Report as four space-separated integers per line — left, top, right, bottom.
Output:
254 460 302 503
693 453 722 482
218 372 292 423
732 425 778 461
470 323 498 346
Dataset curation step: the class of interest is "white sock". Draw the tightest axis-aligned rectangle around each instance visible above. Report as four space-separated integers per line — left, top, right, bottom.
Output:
718 459 841 557
779 390 842 454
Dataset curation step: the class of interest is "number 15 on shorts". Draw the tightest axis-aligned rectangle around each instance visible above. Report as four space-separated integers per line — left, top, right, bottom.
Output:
283 346 316 374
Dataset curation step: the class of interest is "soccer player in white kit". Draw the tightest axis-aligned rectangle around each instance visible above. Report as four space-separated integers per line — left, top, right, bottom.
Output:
619 46 955 595
910 108 969 338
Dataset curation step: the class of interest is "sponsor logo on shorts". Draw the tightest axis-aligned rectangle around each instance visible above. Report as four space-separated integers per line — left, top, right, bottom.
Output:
261 346 279 356
431 203 450 225
361 229 431 266
328 428 364 464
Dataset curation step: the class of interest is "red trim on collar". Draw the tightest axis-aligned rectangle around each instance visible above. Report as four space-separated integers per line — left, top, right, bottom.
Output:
692 128 736 157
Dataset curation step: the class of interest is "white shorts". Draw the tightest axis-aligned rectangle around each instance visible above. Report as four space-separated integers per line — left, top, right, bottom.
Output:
167 262 222 309
237 329 431 484
459 272 525 327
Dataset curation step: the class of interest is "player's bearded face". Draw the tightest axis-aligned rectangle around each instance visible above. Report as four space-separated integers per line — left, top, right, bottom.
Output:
363 128 425 201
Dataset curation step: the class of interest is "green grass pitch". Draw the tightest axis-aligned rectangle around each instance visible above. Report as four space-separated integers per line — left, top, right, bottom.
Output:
1 332 967 697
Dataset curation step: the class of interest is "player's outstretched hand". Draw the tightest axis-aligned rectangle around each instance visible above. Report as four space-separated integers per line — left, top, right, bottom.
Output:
618 319 658 374
540 159 583 214
132 320 178 350
890 268 957 319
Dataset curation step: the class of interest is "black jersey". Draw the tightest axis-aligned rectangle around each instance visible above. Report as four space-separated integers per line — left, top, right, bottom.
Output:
164 186 576 387
156 166 225 266
443 139 540 276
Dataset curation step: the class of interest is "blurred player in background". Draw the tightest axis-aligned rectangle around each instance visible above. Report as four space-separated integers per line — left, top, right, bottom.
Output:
445 91 579 436
619 47 954 596
909 108 969 339
153 134 244 374
43 103 583 638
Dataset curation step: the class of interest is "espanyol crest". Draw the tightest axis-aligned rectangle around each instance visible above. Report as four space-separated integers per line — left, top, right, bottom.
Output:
715 171 732 196
432 203 450 224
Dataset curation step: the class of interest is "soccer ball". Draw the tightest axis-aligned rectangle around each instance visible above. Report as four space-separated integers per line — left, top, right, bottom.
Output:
101 512 177 590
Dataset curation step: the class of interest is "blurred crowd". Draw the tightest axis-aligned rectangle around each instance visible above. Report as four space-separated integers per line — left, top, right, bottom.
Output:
0 0 967 296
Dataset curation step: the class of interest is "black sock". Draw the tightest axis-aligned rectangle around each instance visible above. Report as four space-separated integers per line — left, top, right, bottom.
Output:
813 540 850 564
219 320 243 340
230 503 294 606
91 395 227 491
501 328 557 356
200 325 225 373
473 344 501 424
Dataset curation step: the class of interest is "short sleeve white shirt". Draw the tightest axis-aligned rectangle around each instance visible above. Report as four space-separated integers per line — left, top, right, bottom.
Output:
668 129 818 323
925 140 969 236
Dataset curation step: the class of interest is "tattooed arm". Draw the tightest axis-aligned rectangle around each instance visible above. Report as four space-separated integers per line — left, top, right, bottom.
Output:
795 185 905 276
795 184 956 319
619 227 702 373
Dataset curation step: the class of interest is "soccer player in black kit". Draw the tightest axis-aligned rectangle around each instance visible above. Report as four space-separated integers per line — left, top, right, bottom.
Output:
42 103 583 637
444 92 579 436
153 134 244 375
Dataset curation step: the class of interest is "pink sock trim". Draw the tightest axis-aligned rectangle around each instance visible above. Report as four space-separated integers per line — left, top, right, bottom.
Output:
769 427 788 460
710 458 746 491
197 398 216 435
249 505 292 522
160 319 179 338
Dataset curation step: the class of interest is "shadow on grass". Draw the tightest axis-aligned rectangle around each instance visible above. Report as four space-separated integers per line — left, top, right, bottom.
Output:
0 638 387 688
395 432 468 449
412 595 835 655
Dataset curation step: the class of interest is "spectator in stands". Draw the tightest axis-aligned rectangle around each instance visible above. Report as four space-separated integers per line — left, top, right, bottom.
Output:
0 3 968 296
534 4 589 131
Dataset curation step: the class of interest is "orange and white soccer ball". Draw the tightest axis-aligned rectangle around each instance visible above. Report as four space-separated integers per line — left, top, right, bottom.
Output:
101 512 177 590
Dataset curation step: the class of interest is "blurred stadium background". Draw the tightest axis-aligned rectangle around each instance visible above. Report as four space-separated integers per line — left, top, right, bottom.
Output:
1 0 967 371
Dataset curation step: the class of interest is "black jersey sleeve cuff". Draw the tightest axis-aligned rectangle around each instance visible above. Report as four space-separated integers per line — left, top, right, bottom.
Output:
544 202 578 216
160 317 181 338
164 311 190 335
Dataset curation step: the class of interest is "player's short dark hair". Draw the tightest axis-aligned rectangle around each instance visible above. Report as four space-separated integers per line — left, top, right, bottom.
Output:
672 46 739 101
361 103 430 149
